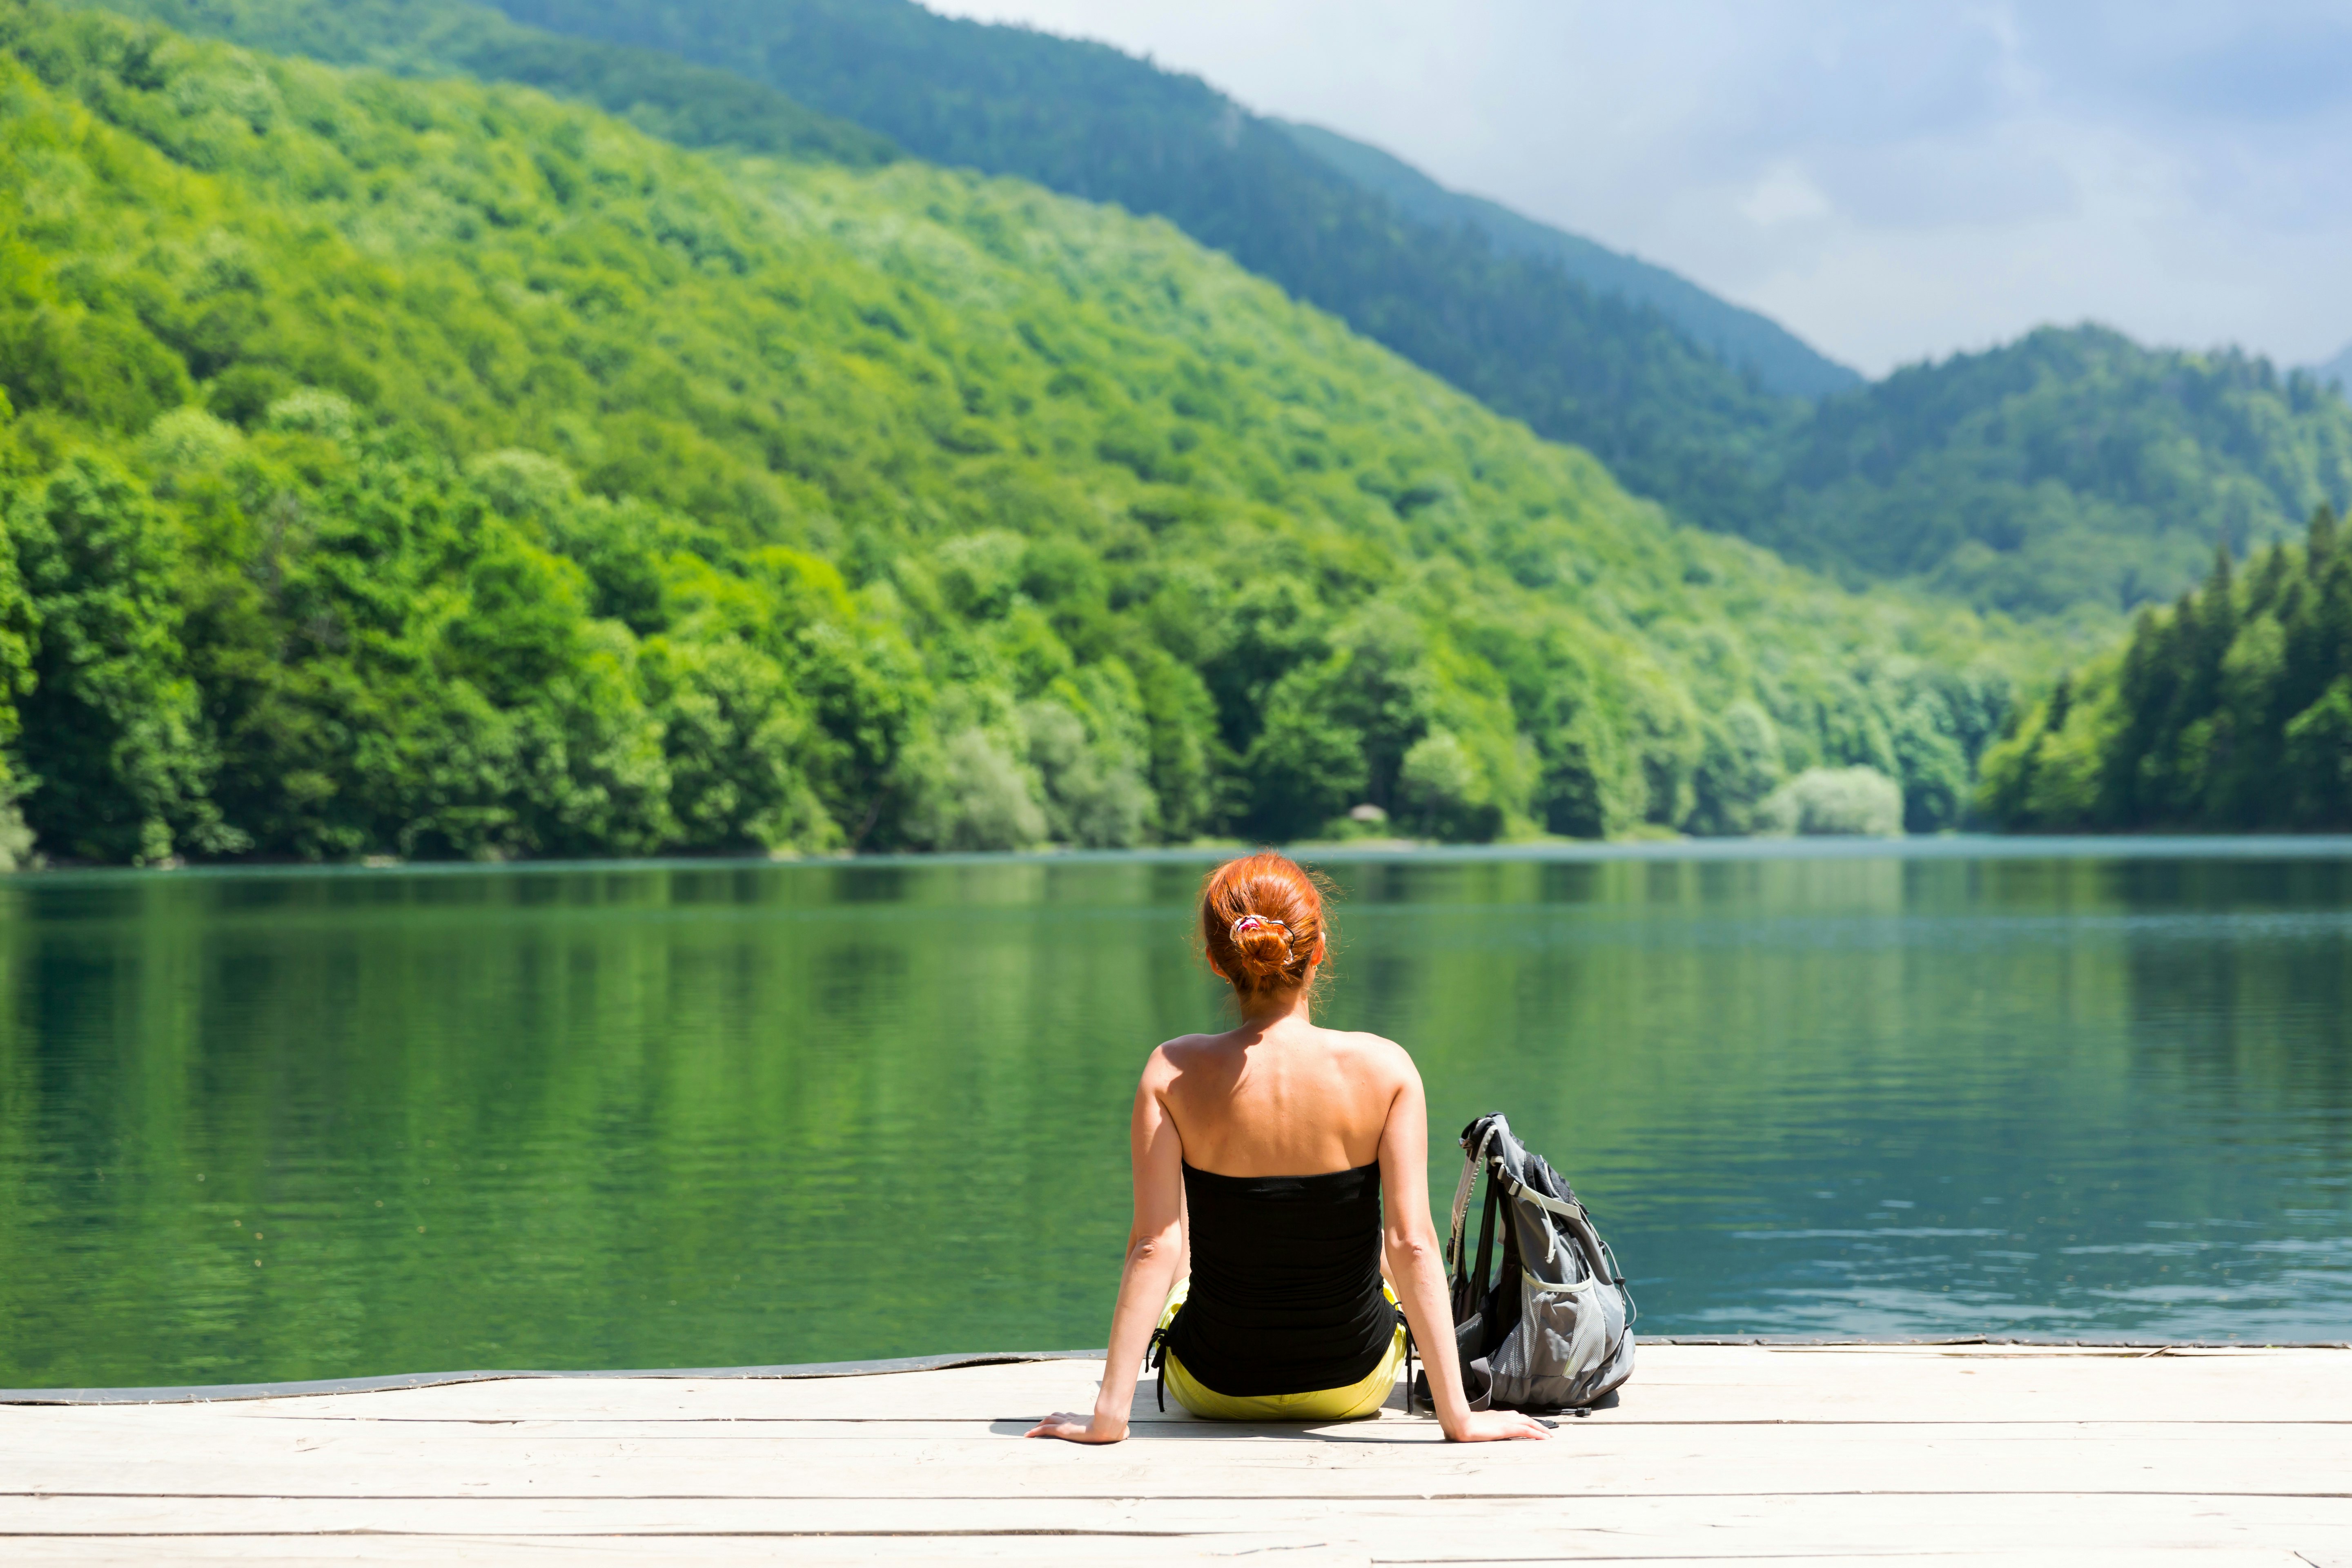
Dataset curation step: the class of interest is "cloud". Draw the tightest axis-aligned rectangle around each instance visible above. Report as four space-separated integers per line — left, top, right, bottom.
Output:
1740 165 1836 230
929 0 2352 376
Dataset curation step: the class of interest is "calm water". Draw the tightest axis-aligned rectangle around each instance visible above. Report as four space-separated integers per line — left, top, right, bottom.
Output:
3 844 2348 1388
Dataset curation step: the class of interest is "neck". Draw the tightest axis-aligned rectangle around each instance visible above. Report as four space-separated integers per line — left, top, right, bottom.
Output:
1237 986 1312 1029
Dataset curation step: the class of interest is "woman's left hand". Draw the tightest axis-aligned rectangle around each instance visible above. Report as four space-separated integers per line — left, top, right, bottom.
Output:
1026 1411 1128 1443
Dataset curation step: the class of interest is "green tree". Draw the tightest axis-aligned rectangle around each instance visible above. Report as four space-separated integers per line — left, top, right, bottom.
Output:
1981 507 2352 832
11 458 231 862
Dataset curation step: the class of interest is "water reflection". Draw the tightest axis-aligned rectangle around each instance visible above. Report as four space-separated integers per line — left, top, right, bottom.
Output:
0 846 2346 1388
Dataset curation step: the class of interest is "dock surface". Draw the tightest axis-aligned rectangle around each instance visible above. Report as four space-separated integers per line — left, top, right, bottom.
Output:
4 1344 2349 1564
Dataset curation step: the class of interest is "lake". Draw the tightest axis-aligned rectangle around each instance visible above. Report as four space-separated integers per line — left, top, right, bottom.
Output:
3 842 2348 1389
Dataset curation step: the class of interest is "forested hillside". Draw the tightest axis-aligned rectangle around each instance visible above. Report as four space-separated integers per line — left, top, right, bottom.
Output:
1766 328 2352 620
0 2 2014 865
460 0 1806 536
459 0 2352 621
1980 509 2352 831
1270 119 1859 400
59 0 899 163
83 0 2352 628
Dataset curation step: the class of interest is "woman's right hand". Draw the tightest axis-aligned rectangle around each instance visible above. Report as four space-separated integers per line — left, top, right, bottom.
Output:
1026 1410 1129 1444
1444 1408 1554 1442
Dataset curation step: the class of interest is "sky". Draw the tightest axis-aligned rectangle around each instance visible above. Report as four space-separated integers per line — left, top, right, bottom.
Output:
927 0 2352 379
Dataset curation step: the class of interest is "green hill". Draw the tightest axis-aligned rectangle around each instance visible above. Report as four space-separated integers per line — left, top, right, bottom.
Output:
88 0 2352 633
56 0 899 163
460 0 1805 535
0 1 2018 865
1764 328 2352 619
1270 120 1859 400
459 0 2352 623
1979 509 2352 831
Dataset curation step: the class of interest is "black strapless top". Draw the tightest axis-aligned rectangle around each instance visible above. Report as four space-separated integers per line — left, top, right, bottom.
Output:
1164 1160 1396 1396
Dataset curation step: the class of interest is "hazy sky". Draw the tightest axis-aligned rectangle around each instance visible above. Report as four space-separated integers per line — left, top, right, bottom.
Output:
929 0 2352 378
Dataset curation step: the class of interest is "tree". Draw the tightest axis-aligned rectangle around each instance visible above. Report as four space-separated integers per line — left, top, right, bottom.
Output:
12 459 233 863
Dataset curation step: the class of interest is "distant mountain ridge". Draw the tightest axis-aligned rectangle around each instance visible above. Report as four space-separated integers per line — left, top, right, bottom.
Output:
2311 342 2352 391
1765 326 2352 618
1271 119 1859 400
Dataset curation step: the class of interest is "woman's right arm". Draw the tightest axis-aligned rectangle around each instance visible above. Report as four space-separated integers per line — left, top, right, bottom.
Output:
1027 1047 1187 1444
1377 1051 1551 1443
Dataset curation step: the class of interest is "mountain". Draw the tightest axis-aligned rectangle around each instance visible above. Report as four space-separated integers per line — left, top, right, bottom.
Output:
0 0 2018 864
2311 342 2352 392
454 0 2352 623
82 0 2352 633
1270 120 1859 401
461 0 1806 535
53 0 898 164
1764 327 2352 619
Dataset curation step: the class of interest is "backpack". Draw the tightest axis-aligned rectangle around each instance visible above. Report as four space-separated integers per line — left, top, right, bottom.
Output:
1429 1111 1636 1413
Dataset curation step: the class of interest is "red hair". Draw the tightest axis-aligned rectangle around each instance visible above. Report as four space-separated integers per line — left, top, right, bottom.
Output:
1199 852 1330 1005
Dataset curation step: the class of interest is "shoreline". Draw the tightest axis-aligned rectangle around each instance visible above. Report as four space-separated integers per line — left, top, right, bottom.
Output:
11 832 2352 887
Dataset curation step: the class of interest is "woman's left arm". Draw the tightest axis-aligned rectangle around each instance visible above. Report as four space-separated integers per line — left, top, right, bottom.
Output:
1027 1048 1187 1443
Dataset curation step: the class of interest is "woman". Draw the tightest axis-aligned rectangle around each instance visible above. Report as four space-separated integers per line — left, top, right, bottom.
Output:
1028 852 1550 1444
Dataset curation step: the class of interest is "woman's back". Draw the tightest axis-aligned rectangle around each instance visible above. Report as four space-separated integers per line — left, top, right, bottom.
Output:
1159 1018 1405 1177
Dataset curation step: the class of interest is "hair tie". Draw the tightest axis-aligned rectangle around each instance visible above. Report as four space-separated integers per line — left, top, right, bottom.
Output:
1229 913 1292 956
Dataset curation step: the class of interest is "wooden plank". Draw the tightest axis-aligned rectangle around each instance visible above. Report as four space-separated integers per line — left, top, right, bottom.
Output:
6 1422 2349 1497
1 1491 2345 1556
0 1549 2321 1568
0 1537 1369 1566
2 1347 2345 1564
0 1540 1360 1566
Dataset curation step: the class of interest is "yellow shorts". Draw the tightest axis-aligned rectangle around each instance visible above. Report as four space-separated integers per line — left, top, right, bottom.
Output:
1156 1276 1406 1422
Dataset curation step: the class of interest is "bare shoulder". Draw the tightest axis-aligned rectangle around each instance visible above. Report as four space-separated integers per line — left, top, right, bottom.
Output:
1146 1032 1222 1080
1325 1028 1419 1086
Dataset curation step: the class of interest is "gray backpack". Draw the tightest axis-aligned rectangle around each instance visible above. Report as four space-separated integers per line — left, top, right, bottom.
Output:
1436 1112 1636 1413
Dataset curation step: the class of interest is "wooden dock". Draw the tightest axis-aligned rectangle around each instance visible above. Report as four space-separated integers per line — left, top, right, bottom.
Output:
4 1343 2349 1564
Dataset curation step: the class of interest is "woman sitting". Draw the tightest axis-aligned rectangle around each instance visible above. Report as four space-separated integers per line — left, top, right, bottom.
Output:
1028 852 1549 1444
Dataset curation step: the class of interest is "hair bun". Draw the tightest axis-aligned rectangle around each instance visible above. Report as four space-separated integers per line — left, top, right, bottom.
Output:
1227 913 1293 978
1199 853 1328 1001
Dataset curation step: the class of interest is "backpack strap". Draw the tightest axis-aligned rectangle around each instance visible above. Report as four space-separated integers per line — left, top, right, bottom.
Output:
1492 1171 1522 1296
1445 1148 1471 1309
1508 1179 1625 1295
1448 1121 1504 1321
1445 1126 1488 1276
1459 1163 1501 1325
